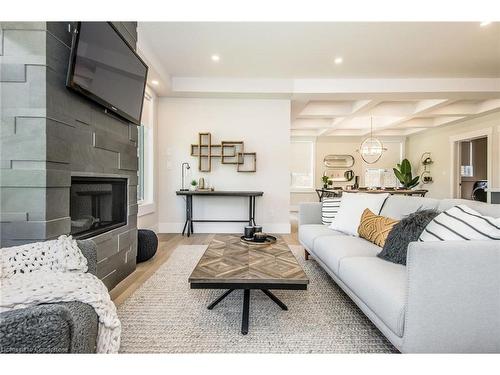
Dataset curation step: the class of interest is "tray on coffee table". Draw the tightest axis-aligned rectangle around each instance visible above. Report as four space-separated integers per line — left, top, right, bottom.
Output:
240 234 277 245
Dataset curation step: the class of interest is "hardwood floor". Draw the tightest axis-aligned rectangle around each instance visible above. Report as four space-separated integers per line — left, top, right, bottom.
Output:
110 216 300 305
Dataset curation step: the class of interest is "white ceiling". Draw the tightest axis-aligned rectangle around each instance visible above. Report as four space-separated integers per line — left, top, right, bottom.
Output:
139 22 500 79
138 22 500 136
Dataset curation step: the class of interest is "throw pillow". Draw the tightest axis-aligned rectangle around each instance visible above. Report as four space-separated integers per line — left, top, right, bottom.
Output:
358 208 399 248
329 192 390 236
378 209 440 265
321 197 342 225
419 204 500 241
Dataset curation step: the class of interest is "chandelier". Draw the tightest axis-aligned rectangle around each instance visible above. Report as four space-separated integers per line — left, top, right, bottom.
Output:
357 117 387 164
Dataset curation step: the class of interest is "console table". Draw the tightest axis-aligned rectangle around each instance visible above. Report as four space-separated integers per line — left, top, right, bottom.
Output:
176 190 264 237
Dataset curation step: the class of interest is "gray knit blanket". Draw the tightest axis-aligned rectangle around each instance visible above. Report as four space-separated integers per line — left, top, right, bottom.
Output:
0 236 121 353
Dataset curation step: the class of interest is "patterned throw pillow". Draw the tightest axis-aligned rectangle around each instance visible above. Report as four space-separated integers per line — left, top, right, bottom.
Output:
357 208 399 247
321 197 342 225
419 204 500 241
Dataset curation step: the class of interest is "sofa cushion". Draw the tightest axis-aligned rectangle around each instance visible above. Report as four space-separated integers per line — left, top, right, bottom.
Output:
339 257 407 337
419 204 500 241
330 192 390 236
438 199 500 218
298 224 343 251
358 208 399 247
313 235 380 274
321 197 342 225
378 209 440 265
380 195 439 220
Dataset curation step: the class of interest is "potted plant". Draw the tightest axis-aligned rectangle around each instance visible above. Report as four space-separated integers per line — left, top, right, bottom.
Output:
190 179 198 191
393 159 419 189
321 175 329 189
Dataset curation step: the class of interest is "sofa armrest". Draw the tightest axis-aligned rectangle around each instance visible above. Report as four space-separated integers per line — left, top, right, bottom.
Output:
402 240 500 353
0 304 73 353
0 302 98 353
299 202 322 226
77 239 97 276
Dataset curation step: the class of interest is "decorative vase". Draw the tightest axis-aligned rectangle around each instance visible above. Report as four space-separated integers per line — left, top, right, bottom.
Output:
353 176 359 189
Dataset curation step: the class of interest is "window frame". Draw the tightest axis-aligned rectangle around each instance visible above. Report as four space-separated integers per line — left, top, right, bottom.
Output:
137 88 155 217
290 138 316 193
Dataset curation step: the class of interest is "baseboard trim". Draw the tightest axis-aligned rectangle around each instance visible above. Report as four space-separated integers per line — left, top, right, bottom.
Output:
158 222 291 234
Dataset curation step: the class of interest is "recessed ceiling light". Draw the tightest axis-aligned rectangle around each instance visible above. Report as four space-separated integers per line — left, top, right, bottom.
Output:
480 21 492 27
151 80 159 86
334 57 343 65
211 54 220 62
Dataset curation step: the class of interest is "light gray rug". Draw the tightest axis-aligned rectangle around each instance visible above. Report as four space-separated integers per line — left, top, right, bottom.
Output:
117 244 397 353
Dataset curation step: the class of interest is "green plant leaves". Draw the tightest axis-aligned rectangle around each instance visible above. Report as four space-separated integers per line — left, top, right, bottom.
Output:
400 159 411 174
393 159 419 189
393 168 405 184
408 176 420 188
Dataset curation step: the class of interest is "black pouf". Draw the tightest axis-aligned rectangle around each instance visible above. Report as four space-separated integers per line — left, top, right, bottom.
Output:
136 229 158 263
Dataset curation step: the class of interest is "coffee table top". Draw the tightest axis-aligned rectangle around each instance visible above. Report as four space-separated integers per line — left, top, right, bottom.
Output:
189 234 309 289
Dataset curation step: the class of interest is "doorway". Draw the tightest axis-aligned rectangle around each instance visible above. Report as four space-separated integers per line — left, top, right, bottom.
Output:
458 137 488 202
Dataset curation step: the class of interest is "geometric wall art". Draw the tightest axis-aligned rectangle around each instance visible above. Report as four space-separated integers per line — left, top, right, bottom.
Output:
190 132 257 172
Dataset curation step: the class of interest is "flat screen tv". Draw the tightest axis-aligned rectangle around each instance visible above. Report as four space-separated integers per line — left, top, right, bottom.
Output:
66 22 148 125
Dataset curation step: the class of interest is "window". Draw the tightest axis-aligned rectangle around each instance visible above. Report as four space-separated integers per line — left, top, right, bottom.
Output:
364 169 399 188
137 90 154 209
290 139 315 191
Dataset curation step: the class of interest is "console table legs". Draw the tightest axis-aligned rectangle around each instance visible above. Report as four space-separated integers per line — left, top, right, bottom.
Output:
182 195 193 237
206 288 288 335
181 195 258 237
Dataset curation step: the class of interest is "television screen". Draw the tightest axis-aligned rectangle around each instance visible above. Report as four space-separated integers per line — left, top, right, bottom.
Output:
67 22 148 124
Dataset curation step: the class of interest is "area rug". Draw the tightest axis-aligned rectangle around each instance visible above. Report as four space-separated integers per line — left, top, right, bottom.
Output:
117 244 397 353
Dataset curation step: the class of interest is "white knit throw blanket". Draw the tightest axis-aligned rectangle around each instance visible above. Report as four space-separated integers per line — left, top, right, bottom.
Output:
0 236 121 353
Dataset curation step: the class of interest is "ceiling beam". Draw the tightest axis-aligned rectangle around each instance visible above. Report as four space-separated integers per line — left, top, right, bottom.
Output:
365 99 458 136
320 100 381 136
171 77 500 96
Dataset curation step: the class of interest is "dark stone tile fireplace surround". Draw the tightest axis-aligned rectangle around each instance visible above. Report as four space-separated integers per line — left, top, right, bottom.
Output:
0 22 140 289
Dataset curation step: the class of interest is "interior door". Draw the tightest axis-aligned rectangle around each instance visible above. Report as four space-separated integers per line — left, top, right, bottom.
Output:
459 137 488 201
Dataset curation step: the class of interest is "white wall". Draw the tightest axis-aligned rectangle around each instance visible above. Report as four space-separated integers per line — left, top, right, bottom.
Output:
406 111 500 199
157 98 291 233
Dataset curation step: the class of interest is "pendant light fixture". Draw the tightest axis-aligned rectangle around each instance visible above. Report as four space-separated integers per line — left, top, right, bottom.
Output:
357 117 387 164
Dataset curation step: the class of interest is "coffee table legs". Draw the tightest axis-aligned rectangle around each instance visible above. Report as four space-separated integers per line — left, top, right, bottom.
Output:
207 289 234 310
261 289 288 310
206 288 288 335
241 289 250 335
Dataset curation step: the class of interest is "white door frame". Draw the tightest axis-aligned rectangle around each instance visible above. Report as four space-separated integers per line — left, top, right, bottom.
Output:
449 128 493 201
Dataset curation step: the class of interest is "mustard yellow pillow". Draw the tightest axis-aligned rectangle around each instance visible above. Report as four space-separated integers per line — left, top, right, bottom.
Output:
358 208 399 248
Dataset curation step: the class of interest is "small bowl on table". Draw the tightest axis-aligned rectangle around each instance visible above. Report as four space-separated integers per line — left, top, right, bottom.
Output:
253 232 268 243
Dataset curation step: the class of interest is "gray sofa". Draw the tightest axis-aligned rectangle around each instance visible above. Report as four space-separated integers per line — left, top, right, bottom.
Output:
0 240 99 353
299 195 500 353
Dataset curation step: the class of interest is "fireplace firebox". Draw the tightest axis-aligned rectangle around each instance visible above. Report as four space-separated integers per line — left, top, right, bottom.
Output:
70 177 127 239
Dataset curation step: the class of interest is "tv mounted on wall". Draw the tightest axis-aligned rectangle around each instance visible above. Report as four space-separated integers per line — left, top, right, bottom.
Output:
66 22 148 125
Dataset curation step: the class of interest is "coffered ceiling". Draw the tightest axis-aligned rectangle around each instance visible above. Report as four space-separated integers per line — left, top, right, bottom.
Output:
291 98 500 137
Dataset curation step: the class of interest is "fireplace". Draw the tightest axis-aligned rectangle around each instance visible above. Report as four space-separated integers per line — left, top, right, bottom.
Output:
70 177 128 239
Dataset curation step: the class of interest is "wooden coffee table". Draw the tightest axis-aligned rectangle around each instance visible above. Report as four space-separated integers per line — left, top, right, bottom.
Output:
189 234 309 334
